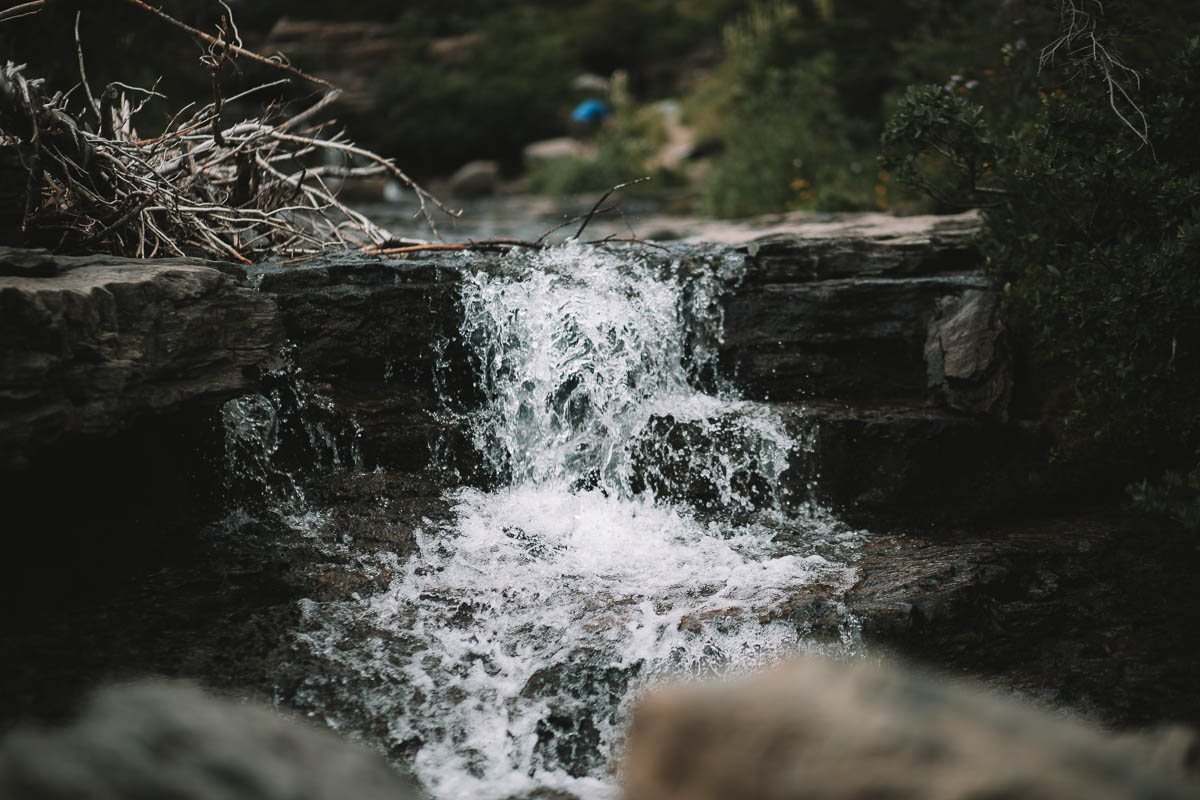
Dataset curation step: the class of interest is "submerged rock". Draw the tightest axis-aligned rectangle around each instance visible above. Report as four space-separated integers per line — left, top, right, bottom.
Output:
623 656 1200 800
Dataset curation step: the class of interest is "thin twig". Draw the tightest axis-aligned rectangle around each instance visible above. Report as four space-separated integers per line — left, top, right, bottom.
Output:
584 236 673 253
0 0 44 24
535 204 618 245
1039 0 1150 148
73 11 98 124
571 176 650 241
365 238 543 256
116 0 338 90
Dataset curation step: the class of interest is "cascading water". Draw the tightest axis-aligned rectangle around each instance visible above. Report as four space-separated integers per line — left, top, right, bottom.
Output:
278 244 861 799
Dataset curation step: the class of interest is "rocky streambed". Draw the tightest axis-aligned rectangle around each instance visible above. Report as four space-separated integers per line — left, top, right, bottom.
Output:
2 213 1198 797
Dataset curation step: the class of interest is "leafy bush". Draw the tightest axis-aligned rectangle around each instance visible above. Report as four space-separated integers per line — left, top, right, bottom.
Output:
1129 468 1200 532
368 0 749 175
688 0 1012 217
882 7 1200 499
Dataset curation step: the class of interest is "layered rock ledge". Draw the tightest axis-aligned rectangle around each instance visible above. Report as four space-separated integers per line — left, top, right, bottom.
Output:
0 247 282 470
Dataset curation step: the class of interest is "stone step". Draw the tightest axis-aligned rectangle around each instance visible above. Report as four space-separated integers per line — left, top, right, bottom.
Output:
717 212 995 407
719 273 991 404
629 403 1045 523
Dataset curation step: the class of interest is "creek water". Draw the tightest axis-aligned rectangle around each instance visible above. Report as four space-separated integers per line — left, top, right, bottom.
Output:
224 244 862 799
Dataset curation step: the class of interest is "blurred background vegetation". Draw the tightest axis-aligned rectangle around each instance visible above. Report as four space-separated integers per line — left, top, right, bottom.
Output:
0 0 1043 212
3 0 1199 526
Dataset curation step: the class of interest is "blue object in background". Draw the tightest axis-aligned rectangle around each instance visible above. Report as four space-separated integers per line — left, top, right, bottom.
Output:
571 99 613 125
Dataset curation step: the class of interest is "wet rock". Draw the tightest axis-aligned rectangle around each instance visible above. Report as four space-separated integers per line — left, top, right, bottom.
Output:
738 211 982 284
925 289 1012 419
522 649 643 778
630 413 780 513
0 246 61 277
251 255 479 473
722 275 989 403
788 402 1047 522
0 680 417 800
502 789 580 800
449 159 501 198
846 515 1200 727
250 257 461 386
627 401 1046 522
719 212 987 404
624 656 1200 800
0 250 282 469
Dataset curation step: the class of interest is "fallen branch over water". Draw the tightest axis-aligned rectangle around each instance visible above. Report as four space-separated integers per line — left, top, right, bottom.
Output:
0 0 462 260
358 177 661 261
0 61 457 260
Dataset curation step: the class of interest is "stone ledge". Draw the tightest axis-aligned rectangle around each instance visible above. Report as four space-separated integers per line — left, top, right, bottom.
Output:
0 248 283 469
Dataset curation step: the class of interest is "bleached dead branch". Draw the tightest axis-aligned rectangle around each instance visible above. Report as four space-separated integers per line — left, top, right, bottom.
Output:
0 62 458 261
1039 0 1150 148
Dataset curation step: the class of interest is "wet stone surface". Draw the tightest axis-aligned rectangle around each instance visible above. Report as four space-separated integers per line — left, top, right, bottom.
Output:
2 219 1198 797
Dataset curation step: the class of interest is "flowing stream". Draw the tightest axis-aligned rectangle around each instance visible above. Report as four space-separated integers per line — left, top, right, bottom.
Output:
227 244 862 799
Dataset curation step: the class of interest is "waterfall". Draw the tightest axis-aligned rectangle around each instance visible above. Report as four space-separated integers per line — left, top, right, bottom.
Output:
275 245 861 799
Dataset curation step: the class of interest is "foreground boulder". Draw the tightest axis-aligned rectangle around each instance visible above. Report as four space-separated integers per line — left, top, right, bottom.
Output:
0 680 416 800
624 656 1199 800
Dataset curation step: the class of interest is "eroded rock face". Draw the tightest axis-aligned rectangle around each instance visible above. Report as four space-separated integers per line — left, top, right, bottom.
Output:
719 212 987 404
0 248 282 469
925 289 1012 419
623 656 1200 800
0 680 417 800
249 254 477 476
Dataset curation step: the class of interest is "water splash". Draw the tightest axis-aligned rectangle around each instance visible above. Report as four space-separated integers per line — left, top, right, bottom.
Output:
220 349 363 514
285 244 860 799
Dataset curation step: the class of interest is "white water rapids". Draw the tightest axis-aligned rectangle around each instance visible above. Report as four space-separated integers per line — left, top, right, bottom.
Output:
242 245 862 799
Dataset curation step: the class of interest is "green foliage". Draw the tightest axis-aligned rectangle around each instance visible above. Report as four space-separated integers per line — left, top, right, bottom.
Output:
527 155 632 197
880 84 996 210
689 0 1020 217
1129 467 1200 532
367 0 749 174
691 3 883 215
882 11 1200 497
373 9 574 173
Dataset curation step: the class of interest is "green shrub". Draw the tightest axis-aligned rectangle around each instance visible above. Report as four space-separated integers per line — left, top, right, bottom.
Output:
1129 467 1200 532
689 0 979 217
882 9 1200 497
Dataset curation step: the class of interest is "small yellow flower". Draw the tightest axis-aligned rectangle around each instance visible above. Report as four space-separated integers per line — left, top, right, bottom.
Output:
790 178 809 190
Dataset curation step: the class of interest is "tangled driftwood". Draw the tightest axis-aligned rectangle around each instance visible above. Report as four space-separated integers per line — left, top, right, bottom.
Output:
0 0 661 263
0 59 464 262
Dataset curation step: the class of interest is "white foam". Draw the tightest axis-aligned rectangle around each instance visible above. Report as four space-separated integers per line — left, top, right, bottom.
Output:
285 244 861 799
